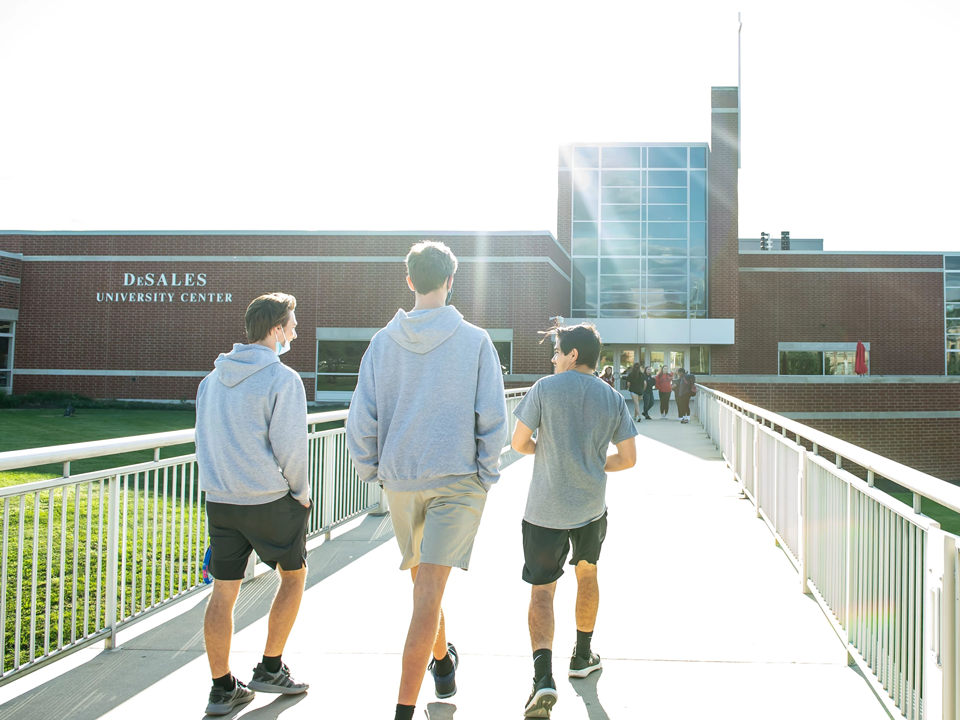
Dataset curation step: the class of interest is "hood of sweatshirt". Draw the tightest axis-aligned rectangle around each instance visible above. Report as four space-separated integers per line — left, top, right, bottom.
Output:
214 343 280 388
385 306 464 355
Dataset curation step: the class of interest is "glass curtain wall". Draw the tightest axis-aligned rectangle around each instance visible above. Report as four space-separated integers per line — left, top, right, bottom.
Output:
569 144 708 319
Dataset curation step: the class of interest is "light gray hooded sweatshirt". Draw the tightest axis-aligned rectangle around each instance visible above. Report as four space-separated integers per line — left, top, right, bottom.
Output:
196 343 310 505
346 305 509 492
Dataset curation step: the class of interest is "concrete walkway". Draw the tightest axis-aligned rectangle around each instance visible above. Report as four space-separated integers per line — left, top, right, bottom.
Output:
0 417 890 719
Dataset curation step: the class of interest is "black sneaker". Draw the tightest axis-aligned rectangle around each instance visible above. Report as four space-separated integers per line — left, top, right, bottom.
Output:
247 662 309 694
205 679 255 716
524 674 558 717
568 649 602 678
427 643 459 699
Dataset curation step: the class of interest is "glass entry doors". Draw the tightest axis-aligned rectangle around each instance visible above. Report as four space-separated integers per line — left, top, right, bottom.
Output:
597 345 690 392
648 347 686 374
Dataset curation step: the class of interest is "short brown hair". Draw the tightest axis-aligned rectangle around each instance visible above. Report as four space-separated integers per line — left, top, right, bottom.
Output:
405 241 458 294
245 293 296 342
539 321 602 370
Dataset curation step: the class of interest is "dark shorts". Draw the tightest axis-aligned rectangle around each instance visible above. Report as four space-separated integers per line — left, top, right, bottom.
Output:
521 512 607 586
206 493 311 580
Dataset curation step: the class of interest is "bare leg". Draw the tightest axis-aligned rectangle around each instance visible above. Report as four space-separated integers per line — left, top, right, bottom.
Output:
264 566 307 657
574 561 599 632
528 582 557 651
410 565 447 660
398 563 452 705
204 579 242 678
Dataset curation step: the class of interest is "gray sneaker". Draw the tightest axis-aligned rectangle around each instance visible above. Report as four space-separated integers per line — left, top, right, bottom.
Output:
247 662 309 694
205 679 255 716
568 650 602 678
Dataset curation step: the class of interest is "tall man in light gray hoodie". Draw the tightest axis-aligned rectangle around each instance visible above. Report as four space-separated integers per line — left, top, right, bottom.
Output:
195 293 312 716
347 241 509 720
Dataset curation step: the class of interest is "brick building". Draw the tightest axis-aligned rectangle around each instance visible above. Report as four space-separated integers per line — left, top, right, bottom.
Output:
2 83 959 482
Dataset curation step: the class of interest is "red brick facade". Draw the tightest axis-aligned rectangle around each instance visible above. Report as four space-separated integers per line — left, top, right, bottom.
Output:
5 233 570 402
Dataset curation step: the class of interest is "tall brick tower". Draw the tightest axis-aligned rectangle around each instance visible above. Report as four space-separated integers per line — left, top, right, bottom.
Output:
708 86 740 373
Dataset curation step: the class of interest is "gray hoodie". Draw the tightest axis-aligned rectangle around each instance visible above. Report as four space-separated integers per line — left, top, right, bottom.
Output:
346 305 508 493
196 343 310 505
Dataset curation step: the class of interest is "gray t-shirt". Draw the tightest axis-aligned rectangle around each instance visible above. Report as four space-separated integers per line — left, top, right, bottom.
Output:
514 371 639 530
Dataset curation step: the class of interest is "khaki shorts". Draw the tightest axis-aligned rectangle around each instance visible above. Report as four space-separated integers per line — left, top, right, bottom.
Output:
384 475 488 571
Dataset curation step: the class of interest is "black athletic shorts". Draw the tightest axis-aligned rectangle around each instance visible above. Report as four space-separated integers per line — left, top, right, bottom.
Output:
206 493 311 581
521 511 607 586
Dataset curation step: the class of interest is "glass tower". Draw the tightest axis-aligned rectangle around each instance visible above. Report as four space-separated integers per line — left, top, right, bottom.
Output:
564 144 708 319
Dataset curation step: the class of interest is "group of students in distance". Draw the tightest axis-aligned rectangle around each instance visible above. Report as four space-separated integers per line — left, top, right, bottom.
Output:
193 241 640 718
609 361 698 425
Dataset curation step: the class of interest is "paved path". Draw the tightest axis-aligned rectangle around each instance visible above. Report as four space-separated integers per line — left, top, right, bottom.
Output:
0 417 890 719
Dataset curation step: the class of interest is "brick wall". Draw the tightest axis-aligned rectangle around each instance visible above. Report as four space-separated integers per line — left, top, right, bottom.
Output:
557 170 572 254
708 87 739 374
737 259 944 375
8 233 570 401
702 381 960 484
0 256 20 310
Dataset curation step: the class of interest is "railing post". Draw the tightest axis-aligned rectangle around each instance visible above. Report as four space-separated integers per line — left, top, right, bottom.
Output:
104 474 120 649
844 478 855 666
754 418 761 519
798 444 810 594
923 527 946 720
941 533 958 720
322 436 336 539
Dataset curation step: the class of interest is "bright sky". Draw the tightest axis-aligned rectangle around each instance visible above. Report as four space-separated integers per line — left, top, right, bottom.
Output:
1 1 957 252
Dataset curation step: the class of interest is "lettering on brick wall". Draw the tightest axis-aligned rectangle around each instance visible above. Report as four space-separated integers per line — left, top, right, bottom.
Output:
96 273 233 304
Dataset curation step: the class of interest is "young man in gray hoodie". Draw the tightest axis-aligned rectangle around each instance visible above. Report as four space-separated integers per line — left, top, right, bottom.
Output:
346 241 509 720
195 293 312 716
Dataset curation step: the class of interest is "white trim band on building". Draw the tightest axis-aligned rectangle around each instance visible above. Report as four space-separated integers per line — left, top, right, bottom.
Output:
0 275 20 284
700 375 960 384
13 369 318 379
0 250 22 260
740 267 942 273
18 254 572 280
780 411 960 420
0 309 17 321
712 108 739 113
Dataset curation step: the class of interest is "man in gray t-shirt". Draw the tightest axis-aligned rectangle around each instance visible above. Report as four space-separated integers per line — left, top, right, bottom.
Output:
511 323 638 718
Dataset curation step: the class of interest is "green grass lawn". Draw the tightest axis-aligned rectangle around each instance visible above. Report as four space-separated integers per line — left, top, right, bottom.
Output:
0 409 198 486
890 492 960 536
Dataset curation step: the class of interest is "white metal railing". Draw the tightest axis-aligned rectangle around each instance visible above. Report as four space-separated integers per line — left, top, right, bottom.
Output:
695 384 960 720
0 387 530 687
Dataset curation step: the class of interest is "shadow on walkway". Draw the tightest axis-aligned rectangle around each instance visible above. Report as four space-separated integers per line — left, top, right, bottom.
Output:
0 514 395 720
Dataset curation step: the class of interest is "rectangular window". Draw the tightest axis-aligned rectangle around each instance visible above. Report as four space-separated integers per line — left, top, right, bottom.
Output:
572 222 598 255
601 170 642 187
689 345 710 374
645 275 687 293
599 293 641 311
600 238 641 256
493 342 512 374
945 256 960 270
601 257 640 275
573 170 599 221
600 276 640 294
647 222 687 239
689 147 707 169
646 239 687 256
949 352 960 375
316 340 371 392
601 146 642 168
572 259 598 310
826 350 868 375
647 188 687 203
690 223 707 256
779 351 824 376
601 205 642 221
947 304 960 319
647 147 687 168
945 272 960 288
648 205 687 221
601 187 642 203
647 258 687 274
600 222 641 239
648 170 687 187
574 147 599 168
690 171 706 221
0 321 14 393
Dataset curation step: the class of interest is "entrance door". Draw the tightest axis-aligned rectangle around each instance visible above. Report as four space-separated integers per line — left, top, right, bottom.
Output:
647 347 688 374
598 345 645 393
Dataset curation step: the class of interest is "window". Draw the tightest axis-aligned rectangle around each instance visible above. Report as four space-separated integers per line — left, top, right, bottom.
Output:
567 144 708 319
780 351 824 376
493 342 512 374
947 258 960 375
778 343 869 375
316 340 370 392
690 345 710 374
0 321 15 393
